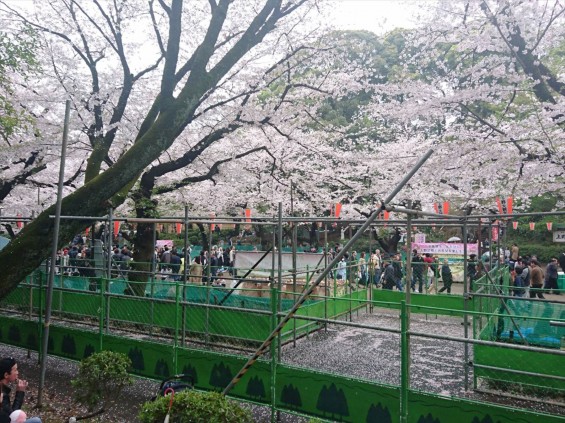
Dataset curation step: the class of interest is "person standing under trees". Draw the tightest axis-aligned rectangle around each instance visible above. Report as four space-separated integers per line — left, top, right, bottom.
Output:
411 250 424 293
511 243 519 262
544 257 560 295
382 259 396 290
529 259 545 299
369 249 382 287
392 253 404 291
439 259 453 294
467 254 478 291
358 252 368 285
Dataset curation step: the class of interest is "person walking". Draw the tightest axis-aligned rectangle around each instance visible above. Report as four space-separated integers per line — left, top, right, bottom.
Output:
544 257 560 295
438 259 453 294
529 259 545 299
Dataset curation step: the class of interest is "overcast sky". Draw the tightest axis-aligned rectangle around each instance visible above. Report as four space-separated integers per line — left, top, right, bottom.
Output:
331 0 435 33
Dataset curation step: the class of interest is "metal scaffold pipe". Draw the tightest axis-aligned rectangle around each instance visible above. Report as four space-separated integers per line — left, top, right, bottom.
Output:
222 149 434 396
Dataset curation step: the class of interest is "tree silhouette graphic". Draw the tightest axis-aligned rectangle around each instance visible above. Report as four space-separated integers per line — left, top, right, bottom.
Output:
316 383 349 418
471 415 501 423
26 333 38 349
280 384 302 409
417 413 440 423
128 347 145 371
366 403 392 423
154 358 169 378
83 344 95 358
61 334 76 356
8 325 20 343
246 376 266 400
182 364 198 385
209 362 233 390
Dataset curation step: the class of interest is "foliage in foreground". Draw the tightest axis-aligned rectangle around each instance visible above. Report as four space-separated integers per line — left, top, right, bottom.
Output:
71 351 133 412
139 390 252 423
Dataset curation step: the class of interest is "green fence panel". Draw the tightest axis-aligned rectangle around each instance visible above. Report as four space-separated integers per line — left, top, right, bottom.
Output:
103 334 174 379
276 364 400 422
408 391 565 423
372 289 466 315
474 344 565 390
0 316 40 351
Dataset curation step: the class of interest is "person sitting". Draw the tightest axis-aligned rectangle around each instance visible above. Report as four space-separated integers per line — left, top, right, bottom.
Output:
0 357 41 423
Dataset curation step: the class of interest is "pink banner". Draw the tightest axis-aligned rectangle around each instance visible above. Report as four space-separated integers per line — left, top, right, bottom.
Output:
412 242 479 256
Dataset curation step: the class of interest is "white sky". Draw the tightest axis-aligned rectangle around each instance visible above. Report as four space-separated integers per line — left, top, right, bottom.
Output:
331 0 435 33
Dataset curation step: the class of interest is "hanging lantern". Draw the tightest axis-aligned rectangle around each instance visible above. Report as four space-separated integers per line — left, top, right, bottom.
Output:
210 212 216 232
245 208 251 222
496 197 504 215
433 203 439 214
176 222 182 234
547 222 553 231
16 213 23 229
85 227 90 235
335 203 342 218
529 222 535 231
512 221 518 230
113 220 120 236
442 201 450 215
506 196 513 215
383 210 390 220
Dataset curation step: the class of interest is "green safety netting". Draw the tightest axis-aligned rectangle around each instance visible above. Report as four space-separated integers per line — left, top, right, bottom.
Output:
496 298 565 348
39 273 313 312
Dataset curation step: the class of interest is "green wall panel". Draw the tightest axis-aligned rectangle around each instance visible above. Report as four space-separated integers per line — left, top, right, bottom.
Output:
0 316 40 351
47 325 100 360
372 289 465 316
276 365 400 422
408 391 565 423
102 335 174 380
175 347 271 401
474 344 565 390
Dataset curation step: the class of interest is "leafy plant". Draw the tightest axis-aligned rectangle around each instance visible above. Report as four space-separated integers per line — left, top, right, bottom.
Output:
139 390 251 423
71 351 133 413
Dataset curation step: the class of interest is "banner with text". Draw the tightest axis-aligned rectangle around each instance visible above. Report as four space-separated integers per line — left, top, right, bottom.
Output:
412 242 479 256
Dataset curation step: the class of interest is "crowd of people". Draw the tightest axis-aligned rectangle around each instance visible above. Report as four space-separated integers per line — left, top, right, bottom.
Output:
328 243 564 297
330 246 453 294
510 253 563 299
49 230 564 298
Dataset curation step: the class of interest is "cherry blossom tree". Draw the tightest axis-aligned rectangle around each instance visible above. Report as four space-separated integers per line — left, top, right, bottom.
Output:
357 0 565 211
0 0 326 299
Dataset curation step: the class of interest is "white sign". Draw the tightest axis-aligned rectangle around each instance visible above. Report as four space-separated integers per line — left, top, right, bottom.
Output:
414 233 426 243
553 231 565 243
412 242 479 256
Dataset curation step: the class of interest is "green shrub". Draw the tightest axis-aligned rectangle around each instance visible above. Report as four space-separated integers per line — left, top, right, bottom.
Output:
516 243 563 263
139 390 252 423
71 351 133 412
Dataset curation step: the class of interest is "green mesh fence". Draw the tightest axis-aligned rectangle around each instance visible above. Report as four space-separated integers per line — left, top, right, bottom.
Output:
490 299 565 348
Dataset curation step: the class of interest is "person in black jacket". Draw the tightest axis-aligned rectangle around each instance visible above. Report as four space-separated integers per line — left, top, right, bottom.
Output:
439 259 453 294
382 260 396 290
0 357 41 423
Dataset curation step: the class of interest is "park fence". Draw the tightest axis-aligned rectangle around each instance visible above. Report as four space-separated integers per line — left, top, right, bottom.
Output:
1 266 564 423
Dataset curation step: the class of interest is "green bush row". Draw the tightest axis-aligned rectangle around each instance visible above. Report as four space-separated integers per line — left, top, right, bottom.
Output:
516 243 563 263
139 390 252 423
